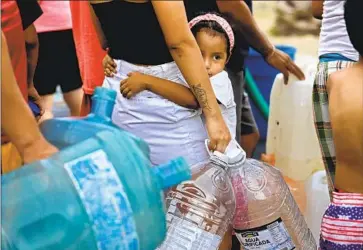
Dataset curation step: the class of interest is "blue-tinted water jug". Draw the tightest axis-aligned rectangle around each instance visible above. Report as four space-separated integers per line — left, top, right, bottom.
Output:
41 87 147 153
1 129 191 250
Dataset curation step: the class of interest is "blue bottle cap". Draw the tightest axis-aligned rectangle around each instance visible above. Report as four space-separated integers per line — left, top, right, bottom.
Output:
93 87 117 102
152 157 191 190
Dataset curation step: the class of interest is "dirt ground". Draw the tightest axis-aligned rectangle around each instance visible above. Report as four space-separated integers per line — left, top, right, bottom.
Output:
253 1 319 57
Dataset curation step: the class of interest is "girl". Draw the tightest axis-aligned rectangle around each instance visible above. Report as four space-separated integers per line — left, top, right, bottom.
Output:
105 12 237 139
91 0 231 168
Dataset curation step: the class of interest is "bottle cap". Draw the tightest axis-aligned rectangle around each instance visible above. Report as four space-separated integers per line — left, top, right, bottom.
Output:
152 157 191 190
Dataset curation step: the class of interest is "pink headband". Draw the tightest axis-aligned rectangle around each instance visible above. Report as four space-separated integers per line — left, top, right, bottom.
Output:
189 13 235 55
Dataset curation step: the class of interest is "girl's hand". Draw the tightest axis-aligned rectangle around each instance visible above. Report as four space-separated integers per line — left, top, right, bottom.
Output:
120 72 148 99
102 54 117 77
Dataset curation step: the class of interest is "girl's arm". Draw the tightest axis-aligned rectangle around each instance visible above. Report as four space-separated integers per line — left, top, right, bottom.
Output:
151 1 231 151
143 74 199 109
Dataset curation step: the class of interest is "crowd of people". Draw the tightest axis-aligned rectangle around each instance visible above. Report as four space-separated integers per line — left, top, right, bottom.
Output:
1 0 362 249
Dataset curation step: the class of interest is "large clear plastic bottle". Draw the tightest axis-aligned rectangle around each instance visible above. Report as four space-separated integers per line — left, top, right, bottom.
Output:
157 144 236 250
226 141 317 249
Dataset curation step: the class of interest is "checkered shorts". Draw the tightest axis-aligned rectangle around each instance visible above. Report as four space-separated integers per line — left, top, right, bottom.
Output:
312 61 356 198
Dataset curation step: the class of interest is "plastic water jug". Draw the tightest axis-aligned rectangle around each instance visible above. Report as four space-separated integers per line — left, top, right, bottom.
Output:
260 153 307 214
226 141 316 249
157 141 236 250
41 87 147 152
1 129 191 250
266 65 324 181
304 170 330 245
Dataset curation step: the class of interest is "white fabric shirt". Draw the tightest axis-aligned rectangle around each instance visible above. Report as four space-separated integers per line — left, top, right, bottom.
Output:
209 71 237 139
318 0 359 61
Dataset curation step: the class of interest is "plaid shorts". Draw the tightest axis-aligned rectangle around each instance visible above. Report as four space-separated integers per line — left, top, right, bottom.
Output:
319 192 363 250
312 61 355 198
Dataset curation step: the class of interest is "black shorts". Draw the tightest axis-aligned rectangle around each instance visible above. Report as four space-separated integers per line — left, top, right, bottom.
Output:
226 68 259 138
34 29 82 95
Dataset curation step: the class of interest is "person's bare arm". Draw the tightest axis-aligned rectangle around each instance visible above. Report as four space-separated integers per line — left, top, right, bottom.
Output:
312 0 324 20
152 1 231 151
146 76 199 109
1 31 58 164
121 72 199 109
217 0 304 83
88 1 108 50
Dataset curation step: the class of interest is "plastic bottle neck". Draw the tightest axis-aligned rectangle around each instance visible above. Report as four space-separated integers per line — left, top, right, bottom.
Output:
91 99 114 120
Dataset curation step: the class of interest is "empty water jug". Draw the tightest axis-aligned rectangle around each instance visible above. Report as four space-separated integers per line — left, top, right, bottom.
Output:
1 129 191 250
225 141 317 249
304 170 330 245
157 141 236 250
266 67 324 181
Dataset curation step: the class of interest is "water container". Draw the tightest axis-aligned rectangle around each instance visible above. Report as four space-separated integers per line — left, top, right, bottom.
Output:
224 140 316 249
157 141 236 250
304 170 330 245
266 66 324 181
41 87 147 153
245 45 297 139
1 130 191 250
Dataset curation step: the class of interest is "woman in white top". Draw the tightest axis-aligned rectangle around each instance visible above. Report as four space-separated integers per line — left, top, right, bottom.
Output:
103 12 237 166
312 0 359 197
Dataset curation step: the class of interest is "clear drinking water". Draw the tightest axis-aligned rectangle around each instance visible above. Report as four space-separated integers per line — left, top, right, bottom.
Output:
230 158 317 250
157 151 236 250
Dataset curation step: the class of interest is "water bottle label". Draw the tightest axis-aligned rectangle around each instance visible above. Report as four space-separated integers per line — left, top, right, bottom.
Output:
234 218 295 250
64 150 139 250
158 216 221 250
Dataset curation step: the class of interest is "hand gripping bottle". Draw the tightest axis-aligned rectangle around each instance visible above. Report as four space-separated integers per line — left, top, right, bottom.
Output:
225 140 317 249
1 129 191 250
157 141 236 250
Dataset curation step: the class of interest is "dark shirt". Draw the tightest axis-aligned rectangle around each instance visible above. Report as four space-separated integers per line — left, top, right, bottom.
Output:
184 0 253 73
92 1 173 65
16 0 43 30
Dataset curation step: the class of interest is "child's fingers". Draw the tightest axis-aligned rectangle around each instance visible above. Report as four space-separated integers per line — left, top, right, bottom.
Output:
126 91 133 99
121 87 130 97
104 68 113 77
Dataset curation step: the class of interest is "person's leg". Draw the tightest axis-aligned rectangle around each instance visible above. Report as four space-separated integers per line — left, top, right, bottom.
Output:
63 89 83 117
58 30 83 117
240 91 260 158
33 31 58 121
39 94 55 120
79 93 93 117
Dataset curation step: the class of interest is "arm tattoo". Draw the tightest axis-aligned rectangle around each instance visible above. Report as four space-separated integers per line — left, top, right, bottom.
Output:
190 84 211 111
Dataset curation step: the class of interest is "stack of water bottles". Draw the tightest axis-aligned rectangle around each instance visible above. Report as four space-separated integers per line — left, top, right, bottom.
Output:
159 139 317 249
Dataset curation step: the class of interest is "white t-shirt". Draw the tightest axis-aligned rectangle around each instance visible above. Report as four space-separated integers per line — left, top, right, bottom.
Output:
318 0 359 61
209 71 237 139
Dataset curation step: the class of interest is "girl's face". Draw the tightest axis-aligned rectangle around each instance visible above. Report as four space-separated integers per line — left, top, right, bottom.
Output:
195 28 228 77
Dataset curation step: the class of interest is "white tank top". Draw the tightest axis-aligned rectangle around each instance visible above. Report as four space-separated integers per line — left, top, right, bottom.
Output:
318 0 359 61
